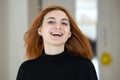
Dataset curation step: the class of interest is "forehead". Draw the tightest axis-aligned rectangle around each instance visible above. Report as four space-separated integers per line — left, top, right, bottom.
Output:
44 10 69 20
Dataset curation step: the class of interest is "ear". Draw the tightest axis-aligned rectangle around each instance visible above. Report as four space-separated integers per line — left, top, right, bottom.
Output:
68 31 71 38
38 27 42 36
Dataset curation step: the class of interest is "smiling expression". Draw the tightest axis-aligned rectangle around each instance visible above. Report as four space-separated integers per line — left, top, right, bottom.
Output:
38 10 71 46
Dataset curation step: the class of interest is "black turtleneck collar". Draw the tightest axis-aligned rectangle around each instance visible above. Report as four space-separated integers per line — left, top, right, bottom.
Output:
41 48 72 63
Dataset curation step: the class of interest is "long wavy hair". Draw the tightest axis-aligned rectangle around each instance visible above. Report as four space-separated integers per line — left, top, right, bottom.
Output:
24 6 93 60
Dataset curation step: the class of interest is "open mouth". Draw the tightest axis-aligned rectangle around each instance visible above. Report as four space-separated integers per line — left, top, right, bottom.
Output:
50 32 63 37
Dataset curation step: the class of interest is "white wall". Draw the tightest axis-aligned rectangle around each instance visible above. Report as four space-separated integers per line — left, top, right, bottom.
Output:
8 0 28 80
97 0 120 80
0 0 9 80
7 0 39 80
42 0 75 18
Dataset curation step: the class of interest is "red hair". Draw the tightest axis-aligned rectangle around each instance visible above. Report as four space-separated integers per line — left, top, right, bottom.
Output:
24 6 93 60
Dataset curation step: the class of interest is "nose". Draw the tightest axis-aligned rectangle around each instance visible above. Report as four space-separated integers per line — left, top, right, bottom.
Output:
55 23 61 29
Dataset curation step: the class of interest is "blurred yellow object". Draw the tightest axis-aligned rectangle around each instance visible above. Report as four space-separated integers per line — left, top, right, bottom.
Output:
100 52 112 65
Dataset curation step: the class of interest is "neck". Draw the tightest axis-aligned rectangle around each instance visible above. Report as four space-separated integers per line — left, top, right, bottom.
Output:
44 44 65 55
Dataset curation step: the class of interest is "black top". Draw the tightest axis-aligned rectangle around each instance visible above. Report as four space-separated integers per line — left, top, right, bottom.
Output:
16 49 98 80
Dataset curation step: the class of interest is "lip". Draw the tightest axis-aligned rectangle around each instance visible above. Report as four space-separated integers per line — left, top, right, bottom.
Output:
50 32 63 37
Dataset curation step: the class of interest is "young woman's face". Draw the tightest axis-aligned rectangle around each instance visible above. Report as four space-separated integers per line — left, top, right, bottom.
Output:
38 10 71 46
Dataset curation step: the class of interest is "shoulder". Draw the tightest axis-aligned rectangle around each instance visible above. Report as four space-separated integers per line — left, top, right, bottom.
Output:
17 57 42 79
75 56 97 78
71 56 97 76
68 55 95 68
69 54 93 64
19 57 42 69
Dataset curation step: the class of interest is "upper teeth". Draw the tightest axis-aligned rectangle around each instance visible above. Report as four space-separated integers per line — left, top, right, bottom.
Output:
51 32 63 36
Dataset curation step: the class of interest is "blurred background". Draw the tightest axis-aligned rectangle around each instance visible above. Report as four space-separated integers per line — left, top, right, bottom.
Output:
0 0 120 80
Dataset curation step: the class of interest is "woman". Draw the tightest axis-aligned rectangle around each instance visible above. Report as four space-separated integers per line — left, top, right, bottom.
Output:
17 6 98 80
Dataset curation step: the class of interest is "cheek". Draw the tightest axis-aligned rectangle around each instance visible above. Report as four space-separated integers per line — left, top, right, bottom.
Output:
65 27 71 34
68 31 71 37
41 27 50 36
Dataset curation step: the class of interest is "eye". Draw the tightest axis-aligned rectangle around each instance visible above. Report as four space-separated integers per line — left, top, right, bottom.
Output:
47 21 55 24
61 22 68 26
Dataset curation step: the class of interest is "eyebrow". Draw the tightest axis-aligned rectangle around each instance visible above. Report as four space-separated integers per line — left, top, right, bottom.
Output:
61 18 69 22
47 17 55 20
47 17 69 22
